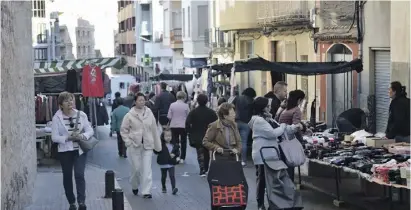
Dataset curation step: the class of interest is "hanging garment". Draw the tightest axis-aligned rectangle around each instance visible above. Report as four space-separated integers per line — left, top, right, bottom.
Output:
82 65 104 97
66 69 79 93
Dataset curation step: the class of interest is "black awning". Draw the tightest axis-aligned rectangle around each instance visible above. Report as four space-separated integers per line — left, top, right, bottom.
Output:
149 73 196 82
208 56 363 76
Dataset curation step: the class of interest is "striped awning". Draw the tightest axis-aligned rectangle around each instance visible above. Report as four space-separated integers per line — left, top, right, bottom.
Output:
33 57 127 76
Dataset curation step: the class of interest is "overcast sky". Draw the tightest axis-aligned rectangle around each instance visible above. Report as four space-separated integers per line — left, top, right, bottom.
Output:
50 0 118 57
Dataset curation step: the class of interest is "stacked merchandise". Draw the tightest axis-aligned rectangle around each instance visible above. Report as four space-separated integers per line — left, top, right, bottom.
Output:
305 139 410 187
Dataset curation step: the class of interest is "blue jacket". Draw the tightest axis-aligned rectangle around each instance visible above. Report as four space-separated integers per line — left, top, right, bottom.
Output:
111 105 130 132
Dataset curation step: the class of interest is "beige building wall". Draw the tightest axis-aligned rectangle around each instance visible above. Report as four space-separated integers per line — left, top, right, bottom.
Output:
390 1 410 91
359 1 390 108
234 32 319 120
1 1 37 209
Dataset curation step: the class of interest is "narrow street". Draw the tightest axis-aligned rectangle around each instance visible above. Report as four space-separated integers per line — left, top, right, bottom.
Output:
87 124 360 210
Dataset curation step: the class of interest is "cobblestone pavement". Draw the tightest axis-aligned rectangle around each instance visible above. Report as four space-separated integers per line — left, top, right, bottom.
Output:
25 164 132 210
87 126 362 210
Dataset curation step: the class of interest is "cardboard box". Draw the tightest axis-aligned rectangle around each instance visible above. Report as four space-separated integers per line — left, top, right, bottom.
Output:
344 135 354 142
366 137 395 147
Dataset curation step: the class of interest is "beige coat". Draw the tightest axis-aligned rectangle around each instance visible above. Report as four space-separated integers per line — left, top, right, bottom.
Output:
120 106 161 152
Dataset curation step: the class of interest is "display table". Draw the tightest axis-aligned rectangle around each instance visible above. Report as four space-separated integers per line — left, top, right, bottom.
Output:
303 158 410 210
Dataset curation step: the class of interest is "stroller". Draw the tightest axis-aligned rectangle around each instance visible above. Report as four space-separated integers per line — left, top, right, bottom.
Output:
207 150 248 210
260 146 303 210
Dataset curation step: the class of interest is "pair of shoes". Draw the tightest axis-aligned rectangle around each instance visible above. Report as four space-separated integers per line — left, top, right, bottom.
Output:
69 203 77 210
78 203 87 210
199 171 206 177
258 206 266 210
172 188 178 195
143 194 152 199
123 155 127 158
162 188 167 193
132 189 138 195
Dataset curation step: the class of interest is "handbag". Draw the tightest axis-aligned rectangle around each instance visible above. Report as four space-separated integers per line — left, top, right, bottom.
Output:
278 129 306 167
74 110 98 152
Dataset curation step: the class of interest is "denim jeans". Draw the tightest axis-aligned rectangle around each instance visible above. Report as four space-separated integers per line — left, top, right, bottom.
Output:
237 121 251 163
59 150 87 204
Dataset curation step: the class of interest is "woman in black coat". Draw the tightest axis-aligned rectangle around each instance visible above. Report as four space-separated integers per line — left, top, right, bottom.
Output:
386 81 410 143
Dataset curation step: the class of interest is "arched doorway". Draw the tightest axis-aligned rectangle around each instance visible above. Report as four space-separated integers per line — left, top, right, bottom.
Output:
326 44 354 127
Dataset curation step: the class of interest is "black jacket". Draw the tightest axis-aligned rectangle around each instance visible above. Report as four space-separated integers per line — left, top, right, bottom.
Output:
153 90 176 117
111 98 121 112
264 91 281 117
145 100 155 112
234 95 254 123
386 96 410 138
186 106 218 148
155 141 180 165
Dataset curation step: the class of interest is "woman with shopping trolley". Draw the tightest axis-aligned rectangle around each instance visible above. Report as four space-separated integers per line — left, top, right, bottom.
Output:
203 102 248 210
250 97 304 210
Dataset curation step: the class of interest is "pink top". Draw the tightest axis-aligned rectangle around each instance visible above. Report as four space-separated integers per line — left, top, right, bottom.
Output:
167 100 190 128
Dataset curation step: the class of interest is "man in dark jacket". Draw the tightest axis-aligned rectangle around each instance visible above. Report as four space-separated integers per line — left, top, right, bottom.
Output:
145 92 156 112
264 81 288 116
234 88 256 166
185 94 217 176
123 92 135 108
154 82 176 126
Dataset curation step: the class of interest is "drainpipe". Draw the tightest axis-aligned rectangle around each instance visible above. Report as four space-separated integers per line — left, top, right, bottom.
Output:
357 0 364 108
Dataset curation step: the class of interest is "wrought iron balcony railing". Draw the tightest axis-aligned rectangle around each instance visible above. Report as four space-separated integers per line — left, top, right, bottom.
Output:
257 1 310 26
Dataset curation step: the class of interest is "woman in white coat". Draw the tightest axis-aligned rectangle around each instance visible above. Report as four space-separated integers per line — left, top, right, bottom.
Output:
51 92 94 210
248 97 301 210
120 92 162 198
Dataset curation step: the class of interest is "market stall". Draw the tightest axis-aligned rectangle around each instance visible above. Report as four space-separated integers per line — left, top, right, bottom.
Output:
207 57 410 209
34 57 126 162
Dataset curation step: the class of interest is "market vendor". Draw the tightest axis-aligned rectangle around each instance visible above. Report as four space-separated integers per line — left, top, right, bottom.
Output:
386 81 410 143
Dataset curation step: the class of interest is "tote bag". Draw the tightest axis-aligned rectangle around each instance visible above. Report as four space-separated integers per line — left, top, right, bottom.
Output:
279 131 306 167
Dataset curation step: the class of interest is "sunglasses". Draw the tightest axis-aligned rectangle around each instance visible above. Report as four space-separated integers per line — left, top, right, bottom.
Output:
68 117 74 128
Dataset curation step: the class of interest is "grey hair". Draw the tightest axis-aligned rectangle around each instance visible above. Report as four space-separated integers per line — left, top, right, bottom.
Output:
176 91 187 100
273 81 287 94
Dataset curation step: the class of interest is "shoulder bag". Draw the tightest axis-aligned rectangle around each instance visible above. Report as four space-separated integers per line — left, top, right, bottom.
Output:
74 110 99 152
279 132 306 167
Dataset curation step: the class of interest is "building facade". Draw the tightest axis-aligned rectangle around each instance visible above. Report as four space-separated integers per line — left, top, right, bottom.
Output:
181 0 209 73
314 1 360 126
162 0 184 74
359 1 410 133
117 0 138 77
136 0 173 79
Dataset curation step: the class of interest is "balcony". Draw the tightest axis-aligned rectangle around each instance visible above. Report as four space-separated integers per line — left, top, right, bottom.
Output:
205 29 233 53
140 21 151 36
170 28 183 49
257 1 311 27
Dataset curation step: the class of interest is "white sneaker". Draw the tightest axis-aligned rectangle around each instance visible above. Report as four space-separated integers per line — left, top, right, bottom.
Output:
241 162 246 167
179 159 184 164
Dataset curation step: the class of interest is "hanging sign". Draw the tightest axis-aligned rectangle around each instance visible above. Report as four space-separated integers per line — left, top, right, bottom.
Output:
82 64 104 97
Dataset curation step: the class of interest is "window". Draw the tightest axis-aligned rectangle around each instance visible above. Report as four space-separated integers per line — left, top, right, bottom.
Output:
187 7 191 37
83 46 86 54
197 5 208 38
87 31 90 37
34 48 47 61
82 31 85 37
182 9 185 37
88 46 91 54
119 82 125 89
32 0 45 18
77 30 80 37
77 46 81 54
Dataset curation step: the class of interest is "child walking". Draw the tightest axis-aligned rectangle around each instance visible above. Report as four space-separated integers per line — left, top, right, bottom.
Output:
155 129 179 194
